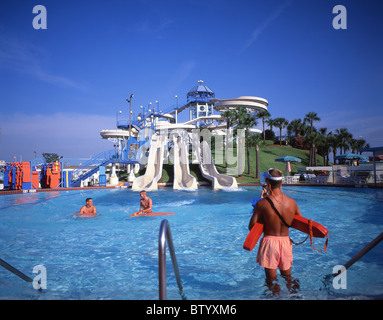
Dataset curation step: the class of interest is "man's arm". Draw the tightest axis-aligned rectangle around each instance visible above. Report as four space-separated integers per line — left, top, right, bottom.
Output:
248 201 264 230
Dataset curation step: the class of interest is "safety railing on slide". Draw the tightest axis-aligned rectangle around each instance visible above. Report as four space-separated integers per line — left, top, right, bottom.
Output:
70 149 118 186
158 219 187 300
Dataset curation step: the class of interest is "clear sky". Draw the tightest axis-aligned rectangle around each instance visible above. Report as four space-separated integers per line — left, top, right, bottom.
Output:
0 0 382 161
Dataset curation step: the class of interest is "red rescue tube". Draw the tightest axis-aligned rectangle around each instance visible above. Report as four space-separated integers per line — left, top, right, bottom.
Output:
242 223 264 251
291 215 328 238
243 215 328 252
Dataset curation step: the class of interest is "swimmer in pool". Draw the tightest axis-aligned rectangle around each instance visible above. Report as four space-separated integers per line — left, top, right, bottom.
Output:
132 190 152 216
79 198 97 217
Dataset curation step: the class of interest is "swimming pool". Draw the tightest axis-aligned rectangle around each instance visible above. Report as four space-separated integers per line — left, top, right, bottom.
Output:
0 186 382 300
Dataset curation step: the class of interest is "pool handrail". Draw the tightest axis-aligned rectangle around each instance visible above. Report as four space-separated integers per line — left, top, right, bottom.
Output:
158 219 186 300
326 232 383 280
342 232 383 273
0 258 41 290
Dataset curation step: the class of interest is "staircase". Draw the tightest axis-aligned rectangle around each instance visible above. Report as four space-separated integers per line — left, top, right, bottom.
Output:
70 149 119 187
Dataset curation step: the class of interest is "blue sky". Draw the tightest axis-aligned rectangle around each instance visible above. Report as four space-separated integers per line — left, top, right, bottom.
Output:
0 0 382 161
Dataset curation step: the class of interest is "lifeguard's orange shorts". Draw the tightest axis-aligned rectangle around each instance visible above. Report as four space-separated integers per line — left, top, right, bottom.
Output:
256 235 293 270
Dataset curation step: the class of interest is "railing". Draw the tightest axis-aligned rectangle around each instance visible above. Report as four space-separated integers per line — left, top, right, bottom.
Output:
0 258 41 291
70 149 118 185
324 232 383 286
158 219 186 300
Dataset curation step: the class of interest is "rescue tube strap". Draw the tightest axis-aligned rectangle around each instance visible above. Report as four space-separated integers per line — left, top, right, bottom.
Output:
308 219 329 253
290 234 309 246
265 197 291 228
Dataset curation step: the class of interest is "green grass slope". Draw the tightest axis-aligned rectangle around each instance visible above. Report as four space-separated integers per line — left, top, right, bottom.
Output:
213 142 325 184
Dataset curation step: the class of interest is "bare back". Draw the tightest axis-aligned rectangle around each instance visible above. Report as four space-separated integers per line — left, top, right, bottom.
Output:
249 193 302 236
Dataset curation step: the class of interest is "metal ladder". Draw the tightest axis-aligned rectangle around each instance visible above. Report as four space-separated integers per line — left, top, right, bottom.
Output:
158 219 187 300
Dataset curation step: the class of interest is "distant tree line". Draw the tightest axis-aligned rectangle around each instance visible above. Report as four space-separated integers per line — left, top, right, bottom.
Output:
257 111 369 167
220 108 370 174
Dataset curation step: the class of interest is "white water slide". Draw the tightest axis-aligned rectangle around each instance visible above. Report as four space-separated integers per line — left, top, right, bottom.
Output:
194 139 238 190
132 134 166 191
172 134 198 190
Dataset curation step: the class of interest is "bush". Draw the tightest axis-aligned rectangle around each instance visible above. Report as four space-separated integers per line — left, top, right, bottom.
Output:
264 129 275 141
290 135 304 149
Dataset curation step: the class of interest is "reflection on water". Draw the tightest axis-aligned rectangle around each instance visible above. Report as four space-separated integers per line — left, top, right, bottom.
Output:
0 192 61 210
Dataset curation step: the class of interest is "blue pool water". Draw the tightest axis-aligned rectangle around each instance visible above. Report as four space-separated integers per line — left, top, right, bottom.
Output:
0 186 383 300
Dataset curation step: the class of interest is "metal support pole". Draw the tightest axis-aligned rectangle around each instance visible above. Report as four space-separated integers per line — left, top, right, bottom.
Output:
127 94 134 138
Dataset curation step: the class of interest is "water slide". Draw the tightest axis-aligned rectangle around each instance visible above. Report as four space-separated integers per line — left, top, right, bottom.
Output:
194 139 238 190
172 134 198 190
132 134 166 191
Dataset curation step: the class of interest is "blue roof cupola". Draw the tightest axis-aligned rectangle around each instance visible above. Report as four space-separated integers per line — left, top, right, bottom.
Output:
187 80 215 102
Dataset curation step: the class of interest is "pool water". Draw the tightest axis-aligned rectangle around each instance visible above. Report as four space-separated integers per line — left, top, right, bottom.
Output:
0 186 383 300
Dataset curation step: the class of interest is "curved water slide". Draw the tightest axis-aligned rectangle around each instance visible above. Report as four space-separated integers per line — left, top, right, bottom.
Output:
132 134 166 191
172 134 198 190
194 137 238 190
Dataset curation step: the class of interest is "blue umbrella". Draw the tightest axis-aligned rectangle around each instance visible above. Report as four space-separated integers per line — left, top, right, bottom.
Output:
335 153 367 161
275 156 302 163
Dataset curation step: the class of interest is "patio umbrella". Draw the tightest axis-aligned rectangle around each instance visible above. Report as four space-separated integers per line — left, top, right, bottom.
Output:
274 156 302 163
275 156 301 176
335 153 367 162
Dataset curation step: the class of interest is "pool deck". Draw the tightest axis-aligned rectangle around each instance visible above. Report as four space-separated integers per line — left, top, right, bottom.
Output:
0 181 381 195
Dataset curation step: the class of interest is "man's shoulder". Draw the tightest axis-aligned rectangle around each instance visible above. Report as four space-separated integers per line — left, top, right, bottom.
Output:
256 197 269 208
284 194 297 205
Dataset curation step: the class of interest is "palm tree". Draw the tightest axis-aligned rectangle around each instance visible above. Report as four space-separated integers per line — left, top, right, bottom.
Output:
287 119 304 137
256 110 271 141
287 119 306 148
266 118 275 132
349 138 359 154
237 107 258 175
328 133 342 164
319 128 332 166
304 112 321 134
335 128 353 154
221 109 238 168
306 131 322 166
349 138 367 154
355 138 367 154
248 133 263 178
273 117 289 146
